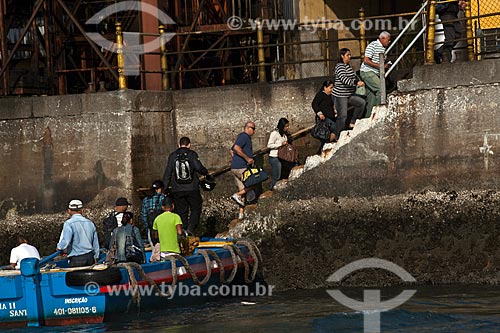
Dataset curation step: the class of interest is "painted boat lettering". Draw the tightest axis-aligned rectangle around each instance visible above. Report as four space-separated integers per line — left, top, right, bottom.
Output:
0 302 17 310
53 306 97 316
9 309 27 317
64 297 88 304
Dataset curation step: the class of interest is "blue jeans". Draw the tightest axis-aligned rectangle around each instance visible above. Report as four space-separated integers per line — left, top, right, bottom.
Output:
269 156 281 190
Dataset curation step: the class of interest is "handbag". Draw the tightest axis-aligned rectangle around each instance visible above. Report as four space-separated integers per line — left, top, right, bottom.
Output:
277 144 298 162
355 85 366 96
311 120 331 141
242 166 269 188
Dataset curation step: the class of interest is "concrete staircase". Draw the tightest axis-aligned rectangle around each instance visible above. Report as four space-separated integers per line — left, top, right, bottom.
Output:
276 104 391 188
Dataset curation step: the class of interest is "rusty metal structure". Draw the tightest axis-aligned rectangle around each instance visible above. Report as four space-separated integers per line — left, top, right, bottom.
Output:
0 0 280 95
0 0 499 96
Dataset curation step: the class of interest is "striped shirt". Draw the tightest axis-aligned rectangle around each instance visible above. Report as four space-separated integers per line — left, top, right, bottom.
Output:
333 63 358 98
360 39 386 75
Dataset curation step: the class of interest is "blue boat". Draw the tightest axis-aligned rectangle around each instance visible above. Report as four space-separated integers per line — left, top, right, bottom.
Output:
0 238 262 327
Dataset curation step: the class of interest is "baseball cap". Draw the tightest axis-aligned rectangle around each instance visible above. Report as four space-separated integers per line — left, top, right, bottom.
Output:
68 199 84 210
162 196 173 207
151 180 164 190
115 197 131 206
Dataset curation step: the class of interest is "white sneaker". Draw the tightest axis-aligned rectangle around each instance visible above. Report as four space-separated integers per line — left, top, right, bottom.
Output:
231 193 245 207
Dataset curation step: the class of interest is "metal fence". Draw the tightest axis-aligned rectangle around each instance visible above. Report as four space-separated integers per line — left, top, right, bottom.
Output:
472 0 500 57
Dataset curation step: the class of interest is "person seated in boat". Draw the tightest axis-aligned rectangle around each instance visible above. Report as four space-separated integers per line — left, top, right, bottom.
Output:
108 212 145 264
9 236 40 269
57 199 100 267
152 196 183 260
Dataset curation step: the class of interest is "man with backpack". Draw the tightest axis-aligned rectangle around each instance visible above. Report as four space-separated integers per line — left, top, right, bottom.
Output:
163 136 208 234
141 180 167 246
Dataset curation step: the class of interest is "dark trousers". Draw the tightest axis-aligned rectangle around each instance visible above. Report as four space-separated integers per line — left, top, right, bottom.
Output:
69 251 94 268
173 190 203 233
334 95 367 137
436 14 462 62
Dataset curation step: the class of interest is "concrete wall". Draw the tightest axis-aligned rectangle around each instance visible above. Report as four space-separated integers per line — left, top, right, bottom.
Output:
0 91 176 213
0 79 325 214
171 78 324 169
3 58 500 214
285 59 500 199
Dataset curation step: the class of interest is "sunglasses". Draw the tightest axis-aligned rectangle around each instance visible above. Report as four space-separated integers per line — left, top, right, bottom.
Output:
248 126 256 130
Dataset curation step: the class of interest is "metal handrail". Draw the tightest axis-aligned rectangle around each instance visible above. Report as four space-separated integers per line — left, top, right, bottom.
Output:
385 1 428 55
380 0 429 103
385 26 427 78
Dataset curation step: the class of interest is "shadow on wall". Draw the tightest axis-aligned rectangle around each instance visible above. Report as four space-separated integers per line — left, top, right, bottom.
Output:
30 160 123 216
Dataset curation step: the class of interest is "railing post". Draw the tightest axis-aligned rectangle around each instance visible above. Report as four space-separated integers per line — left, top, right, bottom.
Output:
159 25 169 90
257 19 266 82
359 8 367 58
115 22 127 90
464 0 475 61
425 0 437 64
379 53 386 105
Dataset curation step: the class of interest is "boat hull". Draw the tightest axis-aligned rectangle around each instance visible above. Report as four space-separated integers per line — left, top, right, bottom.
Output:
0 240 260 327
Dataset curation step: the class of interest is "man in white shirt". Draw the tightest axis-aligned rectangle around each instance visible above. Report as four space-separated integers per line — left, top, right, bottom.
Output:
10 236 41 269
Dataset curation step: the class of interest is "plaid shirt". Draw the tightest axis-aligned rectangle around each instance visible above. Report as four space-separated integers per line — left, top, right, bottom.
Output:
141 193 166 227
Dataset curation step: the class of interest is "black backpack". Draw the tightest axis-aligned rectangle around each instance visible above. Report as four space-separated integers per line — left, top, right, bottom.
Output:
125 227 145 264
175 151 193 184
146 207 163 230
102 212 118 249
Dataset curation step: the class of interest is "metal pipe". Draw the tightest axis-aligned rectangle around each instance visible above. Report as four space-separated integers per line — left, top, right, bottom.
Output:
115 22 127 90
464 0 475 61
425 0 437 64
385 26 426 77
159 25 169 90
325 29 330 75
257 19 266 82
282 30 287 78
0 0 8 94
379 53 386 105
43 0 53 94
359 8 366 58
385 1 428 55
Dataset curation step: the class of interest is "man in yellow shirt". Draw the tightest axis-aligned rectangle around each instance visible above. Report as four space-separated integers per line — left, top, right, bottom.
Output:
152 196 183 258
